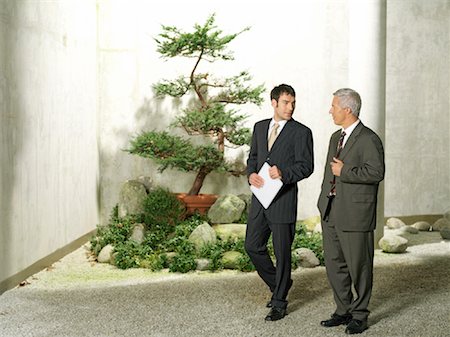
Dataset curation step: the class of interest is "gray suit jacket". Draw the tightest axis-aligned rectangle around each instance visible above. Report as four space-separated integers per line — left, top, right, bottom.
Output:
247 118 314 223
317 122 385 231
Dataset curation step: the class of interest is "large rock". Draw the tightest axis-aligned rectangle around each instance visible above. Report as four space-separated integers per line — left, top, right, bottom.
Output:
237 193 252 217
118 180 148 218
97 244 114 263
386 217 406 229
432 218 450 231
293 248 320 268
411 221 431 231
212 224 246 240
188 222 217 251
208 194 246 224
379 235 408 253
221 251 243 269
136 175 154 193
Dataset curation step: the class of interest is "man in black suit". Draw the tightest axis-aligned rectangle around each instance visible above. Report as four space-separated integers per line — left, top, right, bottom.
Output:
317 88 385 334
245 84 314 321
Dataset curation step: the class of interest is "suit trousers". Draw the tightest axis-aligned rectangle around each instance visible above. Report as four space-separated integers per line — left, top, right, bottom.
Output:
321 206 374 321
245 209 295 309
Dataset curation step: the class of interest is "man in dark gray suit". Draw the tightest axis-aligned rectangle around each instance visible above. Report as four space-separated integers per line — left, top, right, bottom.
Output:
317 88 385 334
245 84 314 321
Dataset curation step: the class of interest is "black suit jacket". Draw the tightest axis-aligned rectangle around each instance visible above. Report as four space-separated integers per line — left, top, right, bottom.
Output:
247 118 314 223
317 122 385 231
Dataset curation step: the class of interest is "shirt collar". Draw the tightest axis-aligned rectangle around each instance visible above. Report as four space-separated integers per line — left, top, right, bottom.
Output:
270 119 288 128
343 119 360 136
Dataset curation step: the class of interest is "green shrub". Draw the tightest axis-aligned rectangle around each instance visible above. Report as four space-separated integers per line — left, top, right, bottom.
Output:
90 199 323 273
199 242 225 271
89 208 141 256
142 187 186 228
169 254 197 273
114 240 153 269
140 253 165 271
198 237 255 272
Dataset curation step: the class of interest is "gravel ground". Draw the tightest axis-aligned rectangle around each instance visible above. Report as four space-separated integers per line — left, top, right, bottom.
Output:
0 229 449 337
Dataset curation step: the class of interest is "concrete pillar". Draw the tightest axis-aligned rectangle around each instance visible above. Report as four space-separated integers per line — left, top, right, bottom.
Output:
348 0 387 246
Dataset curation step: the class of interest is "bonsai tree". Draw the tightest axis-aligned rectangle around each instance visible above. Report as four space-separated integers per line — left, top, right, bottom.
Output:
128 14 265 195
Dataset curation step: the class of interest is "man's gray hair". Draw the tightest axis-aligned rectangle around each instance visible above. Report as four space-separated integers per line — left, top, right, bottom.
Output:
333 88 362 117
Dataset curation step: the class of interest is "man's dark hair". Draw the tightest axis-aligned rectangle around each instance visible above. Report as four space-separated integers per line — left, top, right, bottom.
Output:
270 84 296 102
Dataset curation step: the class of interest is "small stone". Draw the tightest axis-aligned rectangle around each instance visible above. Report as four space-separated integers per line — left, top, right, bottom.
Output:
188 222 217 251
208 195 246 224
294 248 320 268
432 218 450 231
411 221 431 231
195 258 211 271
379 235 408 253
386 217 406 229
440 227 450 240
97 244 114 263
212 224 246 240
130 223 146 243
221 251 243 269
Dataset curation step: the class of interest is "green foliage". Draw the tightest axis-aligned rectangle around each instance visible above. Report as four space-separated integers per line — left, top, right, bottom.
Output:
90 207 141 256
90 202 323 274
142 187 186 227
169 254 197 273
128 131 225 173
199 237 255 272
114 240 152 270
140 253 166 271
128 13 265 195
237 209 248 225
155 13 247 61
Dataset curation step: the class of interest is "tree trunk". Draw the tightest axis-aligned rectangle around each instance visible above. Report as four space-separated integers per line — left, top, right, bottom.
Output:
188 168 209 195
217 130 225 153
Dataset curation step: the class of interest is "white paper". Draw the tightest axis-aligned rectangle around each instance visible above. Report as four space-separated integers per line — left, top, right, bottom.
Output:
250 162 283 209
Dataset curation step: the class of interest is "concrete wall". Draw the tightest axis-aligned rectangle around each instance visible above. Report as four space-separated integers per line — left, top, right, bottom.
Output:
0 1 99 290
386 0 450 216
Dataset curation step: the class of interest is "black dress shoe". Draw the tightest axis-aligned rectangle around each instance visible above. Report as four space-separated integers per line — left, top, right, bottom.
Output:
320 313 352 327
265 307 287 321
345 319 368 334
266 279 293 308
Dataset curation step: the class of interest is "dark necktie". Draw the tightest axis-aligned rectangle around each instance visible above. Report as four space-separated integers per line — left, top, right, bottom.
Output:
329 131 346 196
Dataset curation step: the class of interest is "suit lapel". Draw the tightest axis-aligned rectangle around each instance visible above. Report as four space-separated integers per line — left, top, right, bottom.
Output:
340 122 364 159
261 119 271 152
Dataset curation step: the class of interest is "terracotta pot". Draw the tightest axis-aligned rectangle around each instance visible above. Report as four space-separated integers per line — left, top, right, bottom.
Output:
175 193 218 215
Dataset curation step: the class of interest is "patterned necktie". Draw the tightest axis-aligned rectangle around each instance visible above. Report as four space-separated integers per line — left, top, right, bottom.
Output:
329 131 346 196
268 122 280 151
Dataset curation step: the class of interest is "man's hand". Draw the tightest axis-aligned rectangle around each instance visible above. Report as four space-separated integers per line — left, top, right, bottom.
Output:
269 165 282 179
249 173 264 188
331 157 344 176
